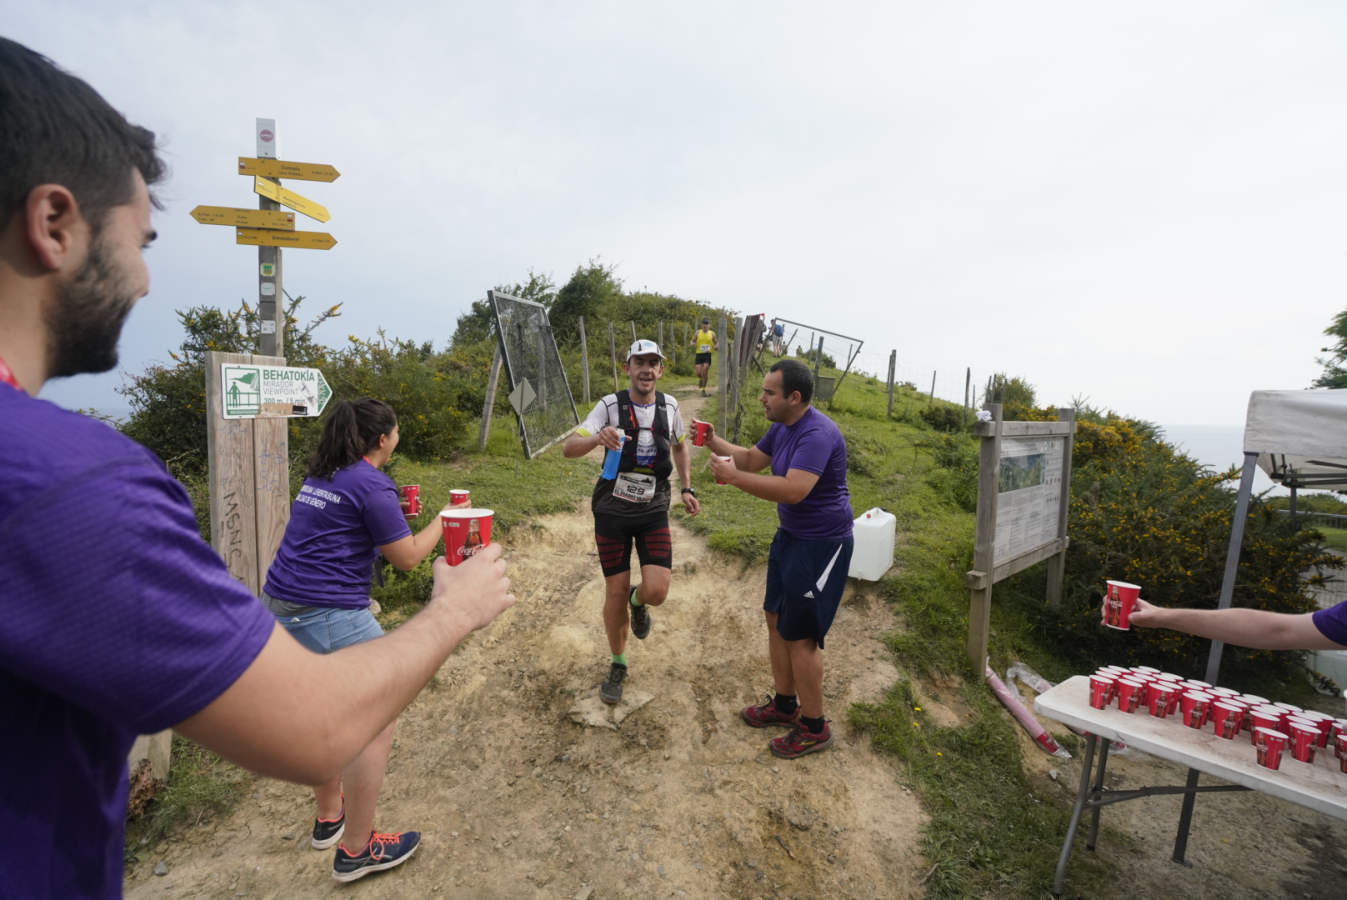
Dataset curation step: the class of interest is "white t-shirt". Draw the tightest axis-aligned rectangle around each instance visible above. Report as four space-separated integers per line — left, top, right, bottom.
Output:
578 392 686 467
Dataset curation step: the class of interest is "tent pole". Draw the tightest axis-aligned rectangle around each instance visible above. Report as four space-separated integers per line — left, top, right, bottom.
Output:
1172 450 1260 864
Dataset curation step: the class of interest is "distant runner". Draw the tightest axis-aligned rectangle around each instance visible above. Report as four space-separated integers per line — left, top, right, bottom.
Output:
691 317 719 395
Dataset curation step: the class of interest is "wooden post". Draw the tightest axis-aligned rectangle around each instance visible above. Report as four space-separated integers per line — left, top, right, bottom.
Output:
967 403 1002 674
812 336 823 384
929 370 937 403
254 118 283 357
1045 408 1076 608
886 350 897 418
578 316 590 406
716 316 729 431
206 350 289 596
629 320 637 342
657 321 664 349
609 323 618 393
478 345 502 451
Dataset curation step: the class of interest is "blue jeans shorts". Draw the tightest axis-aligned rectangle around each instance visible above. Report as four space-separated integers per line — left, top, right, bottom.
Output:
265 592 384 655
763 529 854 649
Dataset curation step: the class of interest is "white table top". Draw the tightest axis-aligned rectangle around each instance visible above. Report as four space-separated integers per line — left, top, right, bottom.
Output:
1035 675 1347 821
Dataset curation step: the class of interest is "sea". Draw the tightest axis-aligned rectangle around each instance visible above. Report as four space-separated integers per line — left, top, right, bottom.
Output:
1158 423 1289 497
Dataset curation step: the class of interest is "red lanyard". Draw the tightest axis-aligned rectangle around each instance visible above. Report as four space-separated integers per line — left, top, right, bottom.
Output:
0 354 22 393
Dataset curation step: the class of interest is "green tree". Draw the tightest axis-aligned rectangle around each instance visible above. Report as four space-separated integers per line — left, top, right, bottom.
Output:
452 270 556 349
550 261 622 344
1312 309 1347 388
119 296 339 476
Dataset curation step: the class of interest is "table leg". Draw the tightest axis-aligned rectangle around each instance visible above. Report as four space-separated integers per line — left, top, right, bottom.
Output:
1053 731 1098 896
1171 767 1202 864
1085 737 1111 851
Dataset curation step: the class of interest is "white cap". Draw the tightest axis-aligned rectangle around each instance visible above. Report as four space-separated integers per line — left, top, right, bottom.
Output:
627 339 665 361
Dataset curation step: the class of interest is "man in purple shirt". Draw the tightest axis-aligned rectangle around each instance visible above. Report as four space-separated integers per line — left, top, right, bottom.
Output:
704 359 853 758
1129 597 1347 650
0 38 513 896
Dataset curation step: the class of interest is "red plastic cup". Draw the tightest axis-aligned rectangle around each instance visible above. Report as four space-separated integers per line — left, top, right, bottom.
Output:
1334 732 1347 770
714 455 733 485
1089 674 1116 710
1250 706 1283 744
448 488 471 508
1255 727 1287 770
1102 580 1142 630
1180 691 1213 729
1287 721 1319 763
1298 711 1334 748
400 484 421 518
1239 694 1270 707
1211 701 1243 739
440 507 493 566
1116 678 1146 713
1148 684 1177 719
1131 666 1161 675
1220 698 1250 733
1208 687 1240 698
691 419 711 447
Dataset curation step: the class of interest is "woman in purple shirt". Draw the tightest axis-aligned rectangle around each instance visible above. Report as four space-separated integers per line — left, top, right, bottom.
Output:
262 398 449 882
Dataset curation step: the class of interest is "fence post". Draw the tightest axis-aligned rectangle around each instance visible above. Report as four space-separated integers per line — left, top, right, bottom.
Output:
886 349 896 418
929 370 936 403
578 316 591 406
629 320 637 342
812 336 823 384
478 345 502 451
608 323 618 393
716 316 729 431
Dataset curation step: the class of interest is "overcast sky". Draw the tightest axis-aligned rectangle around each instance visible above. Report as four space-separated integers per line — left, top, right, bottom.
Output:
9 1 1346 429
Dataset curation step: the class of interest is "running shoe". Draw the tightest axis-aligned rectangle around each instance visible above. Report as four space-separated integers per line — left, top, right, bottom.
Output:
769 722 834 759
599 662 627 705
332 830 421 882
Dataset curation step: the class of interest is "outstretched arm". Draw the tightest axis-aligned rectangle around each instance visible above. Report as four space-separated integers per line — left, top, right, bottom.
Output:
176 545 514 784
1128 598 1345 651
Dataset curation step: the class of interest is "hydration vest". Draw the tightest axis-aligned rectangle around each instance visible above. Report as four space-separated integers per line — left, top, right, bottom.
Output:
613 389 673 481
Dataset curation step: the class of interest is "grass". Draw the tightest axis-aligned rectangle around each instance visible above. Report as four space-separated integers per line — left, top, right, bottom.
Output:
1316 525 1347 553
123 737 253 866
125 357 1328 896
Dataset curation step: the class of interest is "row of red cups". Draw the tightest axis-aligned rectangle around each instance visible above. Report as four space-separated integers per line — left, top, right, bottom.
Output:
1087 666 1347 772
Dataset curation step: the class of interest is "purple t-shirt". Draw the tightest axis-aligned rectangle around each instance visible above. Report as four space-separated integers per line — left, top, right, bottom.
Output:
755 406 853 540
0 386 275 897
1312 600 1347 646
263 460 411 608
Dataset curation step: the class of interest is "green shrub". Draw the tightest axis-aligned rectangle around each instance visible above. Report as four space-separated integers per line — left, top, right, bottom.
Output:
1005 415 1343 680
919 405 967 433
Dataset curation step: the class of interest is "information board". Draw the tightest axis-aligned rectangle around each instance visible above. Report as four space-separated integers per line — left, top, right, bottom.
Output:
993 435 1067 564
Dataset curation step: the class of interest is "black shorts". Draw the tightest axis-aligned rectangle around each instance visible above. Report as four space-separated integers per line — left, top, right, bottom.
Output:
763 529 853 648
594 508 672 576
695 352 712 365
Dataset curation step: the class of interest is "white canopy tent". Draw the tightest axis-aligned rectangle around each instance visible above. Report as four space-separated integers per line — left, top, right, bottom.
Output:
1170 388 1347 863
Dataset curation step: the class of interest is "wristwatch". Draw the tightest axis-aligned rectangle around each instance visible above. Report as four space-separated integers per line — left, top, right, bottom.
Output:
681 487 696 496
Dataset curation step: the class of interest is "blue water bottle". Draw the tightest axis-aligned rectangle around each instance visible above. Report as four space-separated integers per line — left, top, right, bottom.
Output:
600 433 626 480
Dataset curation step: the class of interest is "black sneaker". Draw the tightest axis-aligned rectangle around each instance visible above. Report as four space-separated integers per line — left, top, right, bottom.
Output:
311 809 346 850
332 830 421 882
599 662 627 705
629 585 651 640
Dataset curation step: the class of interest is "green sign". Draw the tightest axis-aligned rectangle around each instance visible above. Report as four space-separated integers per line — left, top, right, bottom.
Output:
221 363 331 420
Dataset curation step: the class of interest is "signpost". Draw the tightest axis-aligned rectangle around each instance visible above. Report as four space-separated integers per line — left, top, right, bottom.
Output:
237 157 340 182
190 205 295 229
220 363 332 420
235 227 337 250
252 176 331 222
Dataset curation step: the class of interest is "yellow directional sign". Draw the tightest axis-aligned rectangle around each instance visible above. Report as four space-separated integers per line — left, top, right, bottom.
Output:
190 205 295 229
238 157 340 182
235 227 337 250
252 176 330 223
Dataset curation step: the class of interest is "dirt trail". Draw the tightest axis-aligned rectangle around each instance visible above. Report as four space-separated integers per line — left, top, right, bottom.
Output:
124 388 927 898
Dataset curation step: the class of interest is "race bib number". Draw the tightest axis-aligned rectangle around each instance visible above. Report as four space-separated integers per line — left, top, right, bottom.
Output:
613 471 657 504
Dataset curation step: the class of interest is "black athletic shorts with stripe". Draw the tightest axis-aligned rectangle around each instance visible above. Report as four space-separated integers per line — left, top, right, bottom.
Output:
594 508 672 576
763 528 854 649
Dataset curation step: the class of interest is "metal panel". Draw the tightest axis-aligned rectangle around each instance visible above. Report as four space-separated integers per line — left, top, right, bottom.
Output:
489 290 580 458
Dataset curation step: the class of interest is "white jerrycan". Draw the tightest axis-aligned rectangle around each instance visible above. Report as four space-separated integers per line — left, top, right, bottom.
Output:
847 507 895 581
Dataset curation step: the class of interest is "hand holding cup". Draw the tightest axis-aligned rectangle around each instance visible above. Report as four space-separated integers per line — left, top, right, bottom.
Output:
709 453 736 486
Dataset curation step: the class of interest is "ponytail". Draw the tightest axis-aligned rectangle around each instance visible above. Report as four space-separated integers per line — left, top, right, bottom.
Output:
306 398 398 479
